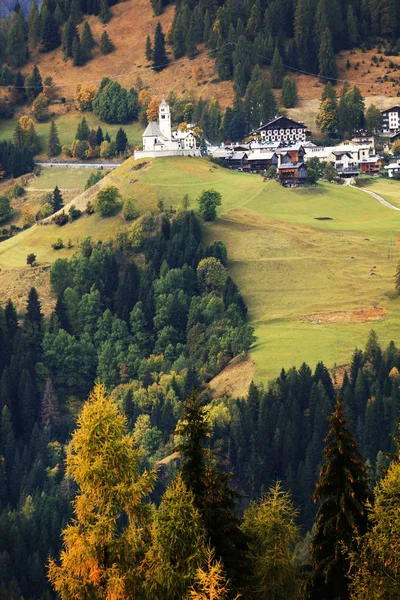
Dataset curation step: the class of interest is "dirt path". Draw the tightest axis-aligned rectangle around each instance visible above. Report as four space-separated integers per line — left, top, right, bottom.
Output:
349 183 400 211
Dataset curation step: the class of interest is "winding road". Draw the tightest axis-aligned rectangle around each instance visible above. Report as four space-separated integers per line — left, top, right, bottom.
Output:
348 183 400 212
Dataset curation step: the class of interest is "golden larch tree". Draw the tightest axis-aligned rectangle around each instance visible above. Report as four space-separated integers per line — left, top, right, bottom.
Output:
48 383 156 600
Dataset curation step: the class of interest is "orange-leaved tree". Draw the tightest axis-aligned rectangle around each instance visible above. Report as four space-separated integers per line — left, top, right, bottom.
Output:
48 383 156 599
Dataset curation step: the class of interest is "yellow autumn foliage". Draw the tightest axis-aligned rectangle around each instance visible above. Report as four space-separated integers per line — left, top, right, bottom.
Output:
74 84 97 112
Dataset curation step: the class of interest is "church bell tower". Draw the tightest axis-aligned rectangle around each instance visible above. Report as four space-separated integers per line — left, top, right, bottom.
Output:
159 99 171 140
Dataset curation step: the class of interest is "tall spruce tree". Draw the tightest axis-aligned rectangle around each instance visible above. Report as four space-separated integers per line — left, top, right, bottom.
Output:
28 0 41 47
51 186 64 212
115 127 128 153
100 30 114 54
61 17 77 59
318 28 337 81
153 21 168 71
99 0 111 24
25 65 43 103
175 393 248 591
271 47 284 88
7 7 27 69
40 6 61 52
281 76 298 108
145 34 153 61
81 21 94 60
72 34 84 66
47 119 61 158
305 401 370 600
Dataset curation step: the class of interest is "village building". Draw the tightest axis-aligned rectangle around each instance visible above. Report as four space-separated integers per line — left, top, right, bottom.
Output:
277 154 307 186
381 105 400 132
134 99 201 159
358 156 382 175
249 116 311 144
384 162 400 178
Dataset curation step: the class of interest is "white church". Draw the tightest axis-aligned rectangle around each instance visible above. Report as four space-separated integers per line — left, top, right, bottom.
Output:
134 99 201 159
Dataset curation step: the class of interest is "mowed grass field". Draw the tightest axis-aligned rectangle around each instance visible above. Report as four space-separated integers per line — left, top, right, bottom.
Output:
206 180 400 381
1 156 400 382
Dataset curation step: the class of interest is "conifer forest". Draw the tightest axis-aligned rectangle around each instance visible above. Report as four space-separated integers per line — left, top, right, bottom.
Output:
0 0 400 598
0 208 397 599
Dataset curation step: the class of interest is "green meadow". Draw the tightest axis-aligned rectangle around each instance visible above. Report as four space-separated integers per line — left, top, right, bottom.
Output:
0 113 143 156
1 156 400 382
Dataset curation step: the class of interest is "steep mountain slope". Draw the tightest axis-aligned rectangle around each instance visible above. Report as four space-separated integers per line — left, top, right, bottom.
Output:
10 0 400 116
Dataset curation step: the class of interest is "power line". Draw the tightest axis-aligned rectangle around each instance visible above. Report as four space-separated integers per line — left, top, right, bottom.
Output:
0 37 389 91
0 41 236 89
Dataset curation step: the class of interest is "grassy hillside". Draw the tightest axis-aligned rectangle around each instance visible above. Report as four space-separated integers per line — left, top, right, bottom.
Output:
2 156 400 382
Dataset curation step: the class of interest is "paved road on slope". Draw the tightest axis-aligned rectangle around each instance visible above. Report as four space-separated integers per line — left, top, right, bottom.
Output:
35 161 122 170
348 183 400 212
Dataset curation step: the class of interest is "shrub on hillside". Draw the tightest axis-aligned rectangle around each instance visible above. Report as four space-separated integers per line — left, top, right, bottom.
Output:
0 196 12 223
85 171 105 190
122 197 139 221
54 211 68 226
94 185 122 216
13 183 25 197
68 205 82 222
52 238 64 250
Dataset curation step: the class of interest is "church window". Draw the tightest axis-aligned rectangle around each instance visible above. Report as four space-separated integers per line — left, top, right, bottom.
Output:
161 115 165 119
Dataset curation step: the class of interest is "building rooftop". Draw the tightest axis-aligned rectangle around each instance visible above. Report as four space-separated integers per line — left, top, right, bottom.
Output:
143 121 168 141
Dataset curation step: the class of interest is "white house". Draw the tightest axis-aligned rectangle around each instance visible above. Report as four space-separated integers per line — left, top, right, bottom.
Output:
384 162 400 178
381 106 400 132
135 99 201 159
248 116 311 144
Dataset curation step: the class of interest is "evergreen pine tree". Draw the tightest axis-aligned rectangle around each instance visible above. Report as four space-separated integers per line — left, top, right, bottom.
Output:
25 65 43 103
75 117 90 141
100 30 115 54
347 5 359 48
61 17 77 59
40 6 61 52
81 21 95 59
318 28 337 81
28 0 41 47
72 34 84 66
99 0 111 24
51 186 64 212
271 47 284 88
153 22 168 72
185 20 197 58
15 72 27 105
96 126 104 146
281 76 298 108
25 287 43 329
145 35 153 61
305 401 370 600
54 3 65 26
172 11 186 59
5 299 18 341
70 0 82 25
7 8 27 69
104 131 111 143
175 394 247 589
47 119 61 158
115 127 128 153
